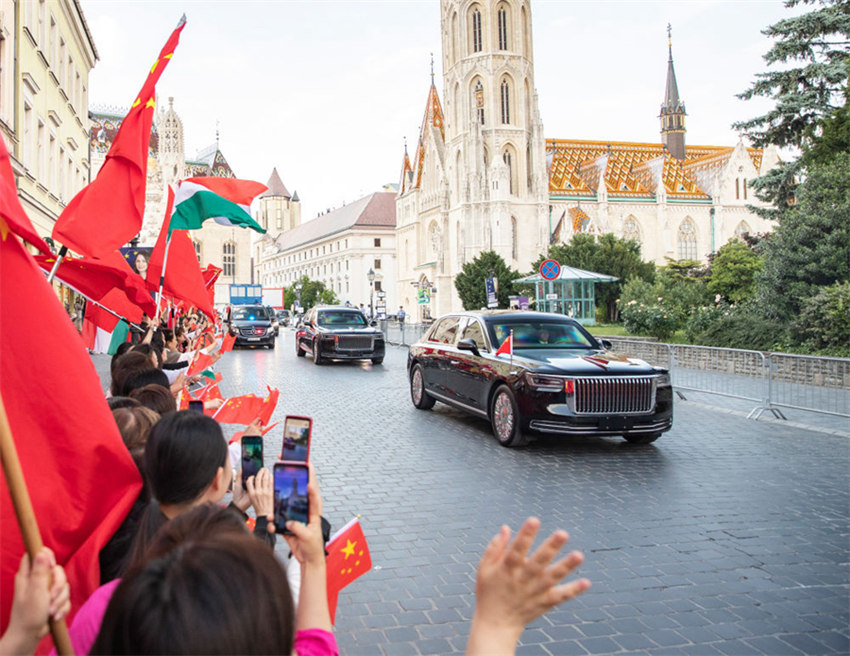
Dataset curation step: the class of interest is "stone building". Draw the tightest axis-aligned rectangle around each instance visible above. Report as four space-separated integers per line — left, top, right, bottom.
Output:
1 0 97 245
396 0 778 317
89 97 253 301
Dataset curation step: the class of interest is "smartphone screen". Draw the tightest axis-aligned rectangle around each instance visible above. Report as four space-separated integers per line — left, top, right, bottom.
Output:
241 436 263 490
188 400 204 413
281 416 312 462
273 463 309 533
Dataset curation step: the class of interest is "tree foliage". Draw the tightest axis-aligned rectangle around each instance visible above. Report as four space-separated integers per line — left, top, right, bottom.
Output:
530 233 655 321
283 275 338 311
791 281 850 352
706 238 763 304
454 251 521 310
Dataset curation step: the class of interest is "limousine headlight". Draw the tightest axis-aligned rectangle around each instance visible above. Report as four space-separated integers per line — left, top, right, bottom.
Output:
655 373 671 387
523 372 564 392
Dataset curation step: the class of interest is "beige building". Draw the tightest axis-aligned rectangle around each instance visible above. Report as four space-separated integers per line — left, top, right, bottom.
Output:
256 191 397 314
396 0 777 316
2 0 97 244
90 98 253 301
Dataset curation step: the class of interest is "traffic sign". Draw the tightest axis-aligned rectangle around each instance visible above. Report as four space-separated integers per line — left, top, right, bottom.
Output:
540 259 561 281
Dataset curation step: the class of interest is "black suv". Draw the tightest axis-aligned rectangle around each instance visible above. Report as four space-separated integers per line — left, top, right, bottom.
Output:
296 306 385 365
227 305 276 349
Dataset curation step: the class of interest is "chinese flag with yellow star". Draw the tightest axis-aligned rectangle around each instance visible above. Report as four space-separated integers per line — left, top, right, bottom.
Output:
326 517 372 623
52 16 186 258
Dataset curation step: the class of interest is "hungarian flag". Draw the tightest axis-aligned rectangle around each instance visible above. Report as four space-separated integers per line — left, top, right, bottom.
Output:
0 226 142 641
495 332 513 357
326 518 372 624
52 16 186 258
81 302 120 352
146 188 215 319
0 135 51 254
168 178 267 234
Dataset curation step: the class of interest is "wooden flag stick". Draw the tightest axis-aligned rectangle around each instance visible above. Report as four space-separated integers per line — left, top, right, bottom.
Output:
0 394 74 655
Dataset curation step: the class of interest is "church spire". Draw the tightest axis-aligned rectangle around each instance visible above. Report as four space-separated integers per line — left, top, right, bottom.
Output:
660 23 687 160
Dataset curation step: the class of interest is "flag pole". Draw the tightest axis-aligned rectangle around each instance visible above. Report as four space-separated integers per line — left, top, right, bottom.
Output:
45 275 143 331
0 394 74 655
155 230 172 320
45 245 68 284
509 328 514 370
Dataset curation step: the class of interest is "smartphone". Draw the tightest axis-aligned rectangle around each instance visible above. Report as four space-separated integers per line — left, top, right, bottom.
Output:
241 436 263 490
281 415 312 462
188 400 204 413
273 463 309 534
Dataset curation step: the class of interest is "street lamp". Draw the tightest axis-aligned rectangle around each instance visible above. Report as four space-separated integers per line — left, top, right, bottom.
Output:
367 268 375 319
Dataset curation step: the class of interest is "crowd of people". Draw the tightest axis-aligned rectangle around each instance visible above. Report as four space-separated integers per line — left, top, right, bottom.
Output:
1 310 591 655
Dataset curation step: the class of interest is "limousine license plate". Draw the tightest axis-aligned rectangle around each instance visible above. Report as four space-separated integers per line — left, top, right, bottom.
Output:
248 337 260 341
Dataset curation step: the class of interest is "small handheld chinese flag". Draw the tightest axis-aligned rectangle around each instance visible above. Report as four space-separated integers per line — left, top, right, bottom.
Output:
326 518 372 623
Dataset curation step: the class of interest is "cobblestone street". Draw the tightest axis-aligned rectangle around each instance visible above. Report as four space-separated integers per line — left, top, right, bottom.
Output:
96 333 850 655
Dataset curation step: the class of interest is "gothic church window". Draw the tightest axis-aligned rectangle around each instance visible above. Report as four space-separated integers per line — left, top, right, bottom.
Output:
193 241 201 262
474 80 485 125
497 6 509 50
511 217 518 260
677 219 697 260
500 79 511 124
471 6 483 53
223 241 236 277
503 149 515 195
623 217 641 244
735 221 751 239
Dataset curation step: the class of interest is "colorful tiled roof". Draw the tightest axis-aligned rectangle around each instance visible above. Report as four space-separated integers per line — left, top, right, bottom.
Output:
411 82 445 190
547 139 762 201
399 146 413 195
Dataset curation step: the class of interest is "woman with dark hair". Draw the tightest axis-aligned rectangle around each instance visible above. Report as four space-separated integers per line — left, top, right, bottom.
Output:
128 383 177 415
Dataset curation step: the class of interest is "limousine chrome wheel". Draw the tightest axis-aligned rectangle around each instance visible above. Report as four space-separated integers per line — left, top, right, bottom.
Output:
410 364 435 410
491 385 526 448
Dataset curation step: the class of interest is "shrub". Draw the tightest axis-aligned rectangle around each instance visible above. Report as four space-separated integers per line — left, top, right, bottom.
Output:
684 298 737 344
791 281 850 351
695 307 788 351
618 299 681 341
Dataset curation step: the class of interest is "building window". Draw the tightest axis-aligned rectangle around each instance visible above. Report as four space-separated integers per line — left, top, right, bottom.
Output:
511 217 517 260
735 221 751 239
677 220 697 260
735 178 740 200
474 80 484 125
500 79 510 124
503 151 513 194
193 241 201 262
743 178 748 199
498 7 508 50
471 8 482 53
223 242 236 277
374 238 381 247
375 281 382 292
374 259 381 270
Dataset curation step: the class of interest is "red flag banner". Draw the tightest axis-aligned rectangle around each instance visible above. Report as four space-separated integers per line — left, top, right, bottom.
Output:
52 17 186 258
495 333 513 358
220 332 236 354
187 351 216 377
0 136 51 254
211 395 267 425
256 387 279 426
0 230 142 640
326 518 372 624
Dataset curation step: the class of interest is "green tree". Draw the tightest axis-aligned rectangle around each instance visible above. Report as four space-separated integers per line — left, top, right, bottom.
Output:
706 238 763 304
283 275 338 311
530 233 655 321
454 251 521 310
757 151 850 319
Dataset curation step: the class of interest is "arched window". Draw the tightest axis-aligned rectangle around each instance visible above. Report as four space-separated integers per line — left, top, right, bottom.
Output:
622 216 641 245
456 150 463 202
521 5 530 58
450 12 458 61
511 216 518 260
470 6 483 53
502 148 516 195
453 82 461 128
500 78 511 124
193 240 201 262
222 241 236 277
677 220 698 260
735 221 751 239
497 5 509 50
473 80 485 125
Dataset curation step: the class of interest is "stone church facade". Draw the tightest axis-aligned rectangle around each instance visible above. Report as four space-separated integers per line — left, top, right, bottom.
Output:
396 0 778 317
89 97 253 300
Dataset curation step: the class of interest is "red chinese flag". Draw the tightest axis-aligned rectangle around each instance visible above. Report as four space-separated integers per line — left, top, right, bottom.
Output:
0 136 51 254
495 333 513 357
220 332 236 353
256 387 279 426
147 187 215 319
326 518 372 624
0 230 143 640
228 422 278 445
187 351 215 377
211 395 267 425
52 17 186 258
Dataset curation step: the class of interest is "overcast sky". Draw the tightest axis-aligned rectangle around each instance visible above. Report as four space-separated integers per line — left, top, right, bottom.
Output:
81 0 792 221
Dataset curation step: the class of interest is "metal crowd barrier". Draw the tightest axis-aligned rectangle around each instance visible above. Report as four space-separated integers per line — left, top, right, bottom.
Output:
380 321 431 347
605 338 850 421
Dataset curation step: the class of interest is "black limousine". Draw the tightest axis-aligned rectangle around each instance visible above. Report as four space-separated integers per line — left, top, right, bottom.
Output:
296 306 385 365
407 310 673 447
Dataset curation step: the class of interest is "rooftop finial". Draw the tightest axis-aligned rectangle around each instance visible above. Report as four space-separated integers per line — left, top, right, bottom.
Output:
215 119 220 148
667 23 672 55
404 136 408 152
430 52 435 82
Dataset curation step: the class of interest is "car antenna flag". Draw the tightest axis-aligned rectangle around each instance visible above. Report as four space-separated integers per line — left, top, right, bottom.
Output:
495 330 513 365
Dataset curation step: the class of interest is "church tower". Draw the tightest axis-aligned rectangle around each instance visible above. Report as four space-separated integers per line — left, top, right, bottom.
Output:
660 26 686 160
440 0 549 270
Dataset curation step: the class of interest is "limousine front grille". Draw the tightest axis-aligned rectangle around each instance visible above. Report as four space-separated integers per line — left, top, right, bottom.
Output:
574 376 655 415
336 335 374 351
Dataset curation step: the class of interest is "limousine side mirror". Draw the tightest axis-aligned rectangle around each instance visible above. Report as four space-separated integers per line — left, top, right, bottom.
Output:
456 338 481 357
600 338 613 350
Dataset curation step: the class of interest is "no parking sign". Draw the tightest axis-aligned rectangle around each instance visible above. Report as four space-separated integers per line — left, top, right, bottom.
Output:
540 259 561 280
